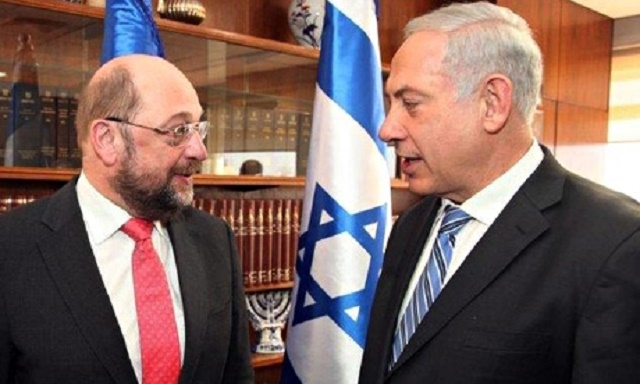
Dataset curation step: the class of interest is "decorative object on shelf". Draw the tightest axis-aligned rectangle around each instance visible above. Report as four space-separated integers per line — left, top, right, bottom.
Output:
86 0 105 7
157 0 206 25
288 0 325 49
5 33 49 168
246 290 291 354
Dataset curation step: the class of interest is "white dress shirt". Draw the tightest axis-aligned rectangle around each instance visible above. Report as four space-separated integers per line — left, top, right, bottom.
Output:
76 173 185 383
396 142 544 329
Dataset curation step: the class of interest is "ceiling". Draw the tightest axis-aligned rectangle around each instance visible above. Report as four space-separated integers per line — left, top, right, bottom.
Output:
571 0 640 19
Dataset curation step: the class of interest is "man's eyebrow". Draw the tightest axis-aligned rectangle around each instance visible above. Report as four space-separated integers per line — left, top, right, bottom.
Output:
387 86 426 99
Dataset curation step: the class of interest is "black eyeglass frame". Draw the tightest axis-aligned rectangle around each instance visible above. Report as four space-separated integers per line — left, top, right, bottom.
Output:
104 116 209 146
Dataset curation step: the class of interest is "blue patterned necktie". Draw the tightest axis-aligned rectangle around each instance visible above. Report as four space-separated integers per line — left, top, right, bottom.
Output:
390 205 472 368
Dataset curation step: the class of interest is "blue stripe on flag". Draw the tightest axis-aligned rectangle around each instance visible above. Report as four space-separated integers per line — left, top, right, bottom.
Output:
317 2 386 156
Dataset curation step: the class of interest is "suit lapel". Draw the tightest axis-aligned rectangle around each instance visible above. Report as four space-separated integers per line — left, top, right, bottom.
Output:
169 218 210 384
38 182 137 384
393 151 566 371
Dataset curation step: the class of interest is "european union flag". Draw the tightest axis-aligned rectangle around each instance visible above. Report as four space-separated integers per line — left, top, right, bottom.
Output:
281 1 391 383
101 0 165 65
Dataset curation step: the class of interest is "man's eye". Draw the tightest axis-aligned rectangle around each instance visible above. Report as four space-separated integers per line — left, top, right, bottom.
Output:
402 99 419 109
173 125 190 136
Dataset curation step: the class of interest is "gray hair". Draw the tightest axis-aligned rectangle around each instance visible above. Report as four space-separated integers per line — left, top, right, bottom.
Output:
405 1 542 125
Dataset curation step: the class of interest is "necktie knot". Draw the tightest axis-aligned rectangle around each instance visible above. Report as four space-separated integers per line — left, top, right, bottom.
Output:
122 218 154 242
439 205 472 237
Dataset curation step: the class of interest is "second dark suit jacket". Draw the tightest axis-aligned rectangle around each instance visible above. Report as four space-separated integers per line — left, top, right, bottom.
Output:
0 181 254 383
359 150 640 384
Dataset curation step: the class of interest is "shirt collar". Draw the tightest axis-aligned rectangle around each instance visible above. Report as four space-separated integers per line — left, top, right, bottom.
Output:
459 141 544 225
76 172 166 244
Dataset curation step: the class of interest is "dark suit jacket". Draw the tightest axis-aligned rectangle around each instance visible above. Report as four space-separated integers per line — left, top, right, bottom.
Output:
0 181 254 383
359 151 640 384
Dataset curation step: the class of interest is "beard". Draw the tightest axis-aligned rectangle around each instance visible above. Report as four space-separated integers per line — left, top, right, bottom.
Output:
112 146 200 222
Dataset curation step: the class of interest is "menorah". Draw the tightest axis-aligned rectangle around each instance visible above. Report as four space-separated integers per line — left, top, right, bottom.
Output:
246 290 291 353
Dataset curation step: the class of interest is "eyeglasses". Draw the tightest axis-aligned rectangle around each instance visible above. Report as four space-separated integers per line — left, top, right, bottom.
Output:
105 116 209 147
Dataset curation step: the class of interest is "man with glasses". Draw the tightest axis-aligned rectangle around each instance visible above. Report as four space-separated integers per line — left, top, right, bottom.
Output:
0 54 254 383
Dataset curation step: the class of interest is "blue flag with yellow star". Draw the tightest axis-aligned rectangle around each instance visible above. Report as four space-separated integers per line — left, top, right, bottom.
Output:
281 1 391 383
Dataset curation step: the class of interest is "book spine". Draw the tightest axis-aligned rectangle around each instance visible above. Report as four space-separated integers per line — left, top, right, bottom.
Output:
282 199 292 282
244 198 257 286
231 105 246 152
285 111 299 152
68 92 81 168
273 111 287 151
7 82 41 167
297 112 312 176
0 83 12 163
39 87 57 167
263 199 275 285
219 104 233 154
291 199 302 282
255 199 266 284
273 198 283 282
55 89 70 167
244 107 260 152
258 109 275 151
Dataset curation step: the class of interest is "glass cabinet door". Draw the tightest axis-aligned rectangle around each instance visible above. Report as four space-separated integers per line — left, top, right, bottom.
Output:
0 1 317 176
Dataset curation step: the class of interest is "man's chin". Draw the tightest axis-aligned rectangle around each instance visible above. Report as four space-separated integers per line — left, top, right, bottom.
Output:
173 186 194 207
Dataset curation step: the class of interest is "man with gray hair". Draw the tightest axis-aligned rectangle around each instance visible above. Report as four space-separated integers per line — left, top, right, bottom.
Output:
360 2 640 383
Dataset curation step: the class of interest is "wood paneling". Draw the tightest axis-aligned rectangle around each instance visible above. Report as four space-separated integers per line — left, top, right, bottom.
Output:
196 0 443 65
536 98 557 147
498 0 612 147
556 102 608 144
377 0 441 64
498 0 561 100
191 0 250 38
247 0 297 45
253 354 284 384
557 0 612 110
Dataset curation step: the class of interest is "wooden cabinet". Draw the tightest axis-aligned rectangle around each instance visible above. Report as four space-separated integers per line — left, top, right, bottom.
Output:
498 0 613 147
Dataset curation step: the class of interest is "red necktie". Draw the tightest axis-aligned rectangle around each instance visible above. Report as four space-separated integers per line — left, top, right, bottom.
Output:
121 218 181 384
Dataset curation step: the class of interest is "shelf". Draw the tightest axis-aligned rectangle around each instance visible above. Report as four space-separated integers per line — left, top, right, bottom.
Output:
245 281 294 294
0 166 79 182
0 166 410 189
1 0 320 60
251 352 284 368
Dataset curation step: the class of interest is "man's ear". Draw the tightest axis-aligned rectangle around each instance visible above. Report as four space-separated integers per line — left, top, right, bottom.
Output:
481 74 512 134
90 119 118 166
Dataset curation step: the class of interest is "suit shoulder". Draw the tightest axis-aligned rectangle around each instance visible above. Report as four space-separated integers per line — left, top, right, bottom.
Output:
564 174 640 223
0 196 52 236
181 206 231 231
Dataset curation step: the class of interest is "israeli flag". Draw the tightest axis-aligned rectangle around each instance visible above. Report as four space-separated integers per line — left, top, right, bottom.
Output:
281 1 391 383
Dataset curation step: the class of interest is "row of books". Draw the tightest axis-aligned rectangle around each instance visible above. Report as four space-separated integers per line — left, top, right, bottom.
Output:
0 82 81 168
210 104 312 155
192 197 303 287
0 194 302 288
206 104 312 177
1 81 313 176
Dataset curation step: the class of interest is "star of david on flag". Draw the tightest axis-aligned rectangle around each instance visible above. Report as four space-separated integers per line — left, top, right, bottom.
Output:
281 1 392 383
